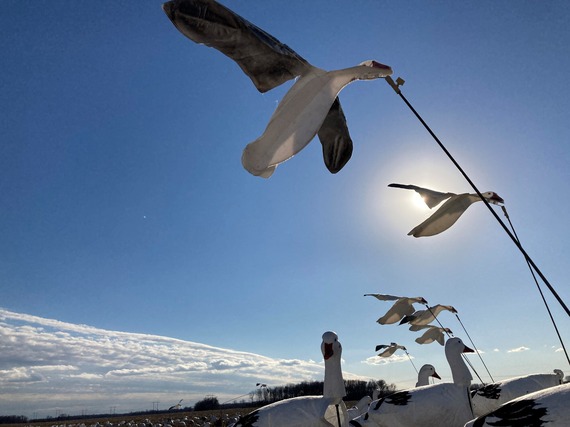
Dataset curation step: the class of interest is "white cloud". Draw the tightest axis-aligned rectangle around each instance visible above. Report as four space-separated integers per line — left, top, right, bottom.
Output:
507 346 530 353
361 354 410 366
0 308 332 418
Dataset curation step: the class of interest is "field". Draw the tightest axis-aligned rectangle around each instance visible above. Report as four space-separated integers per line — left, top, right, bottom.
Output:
4 400 362 427
3 408 258 427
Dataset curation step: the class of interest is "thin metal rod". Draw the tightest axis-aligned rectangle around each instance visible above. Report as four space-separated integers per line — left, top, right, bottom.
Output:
335 403 342 427
404 349 419 374
386 77 570 318
501 206 570 366
454 313 495 383
423 304 491 383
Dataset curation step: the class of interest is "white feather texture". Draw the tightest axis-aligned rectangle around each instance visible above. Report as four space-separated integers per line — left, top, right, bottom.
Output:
466 383 570 427
471 369 564 417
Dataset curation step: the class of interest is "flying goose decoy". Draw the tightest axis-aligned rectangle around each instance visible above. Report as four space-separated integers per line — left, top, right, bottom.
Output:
364 294 427 325
410 324 453 346
163 0 393 178
399 304 457 326
388 183 504 237
168 399 183 410
375 342 407 358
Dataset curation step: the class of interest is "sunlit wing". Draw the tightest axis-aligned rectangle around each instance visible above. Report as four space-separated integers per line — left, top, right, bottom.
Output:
408 193 478 237
388 183 455 209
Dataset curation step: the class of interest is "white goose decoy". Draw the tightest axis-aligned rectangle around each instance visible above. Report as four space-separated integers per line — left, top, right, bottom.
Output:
168 399 183 410
388 183 504 237
234 331 348 426
465 382 570 427
350 337 475 427
364 294 427 325
410 325 453 346
375 343 407 358
163 0 392 178
400 304 457 326
471 369 564 417
416 364 441 387
241 59 391 177
346 396 372 421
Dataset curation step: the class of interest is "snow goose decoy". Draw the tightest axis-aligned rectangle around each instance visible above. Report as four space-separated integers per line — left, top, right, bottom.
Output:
168 399 183 410
411 325 453 346
350 337 475 427
388 183 504 237
163 0 392 178
471 369 564 417
364 294 427 325
375 343 408 358
416 364 441 387
234 331 349 426
466 382 570 427
400 304 457 326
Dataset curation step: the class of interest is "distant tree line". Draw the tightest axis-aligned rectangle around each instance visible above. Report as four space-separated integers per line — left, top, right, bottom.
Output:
190 379 396 412
0 415 28 424
223 378 397 407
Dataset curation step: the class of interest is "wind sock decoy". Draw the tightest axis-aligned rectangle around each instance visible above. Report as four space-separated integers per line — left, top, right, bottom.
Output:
388 183 504 237
400 304 457 326
411 325 453 346
375 342 408 358
364 293 427 325
163 0 392 178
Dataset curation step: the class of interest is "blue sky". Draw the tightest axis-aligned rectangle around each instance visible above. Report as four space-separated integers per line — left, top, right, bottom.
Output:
2 0 570 418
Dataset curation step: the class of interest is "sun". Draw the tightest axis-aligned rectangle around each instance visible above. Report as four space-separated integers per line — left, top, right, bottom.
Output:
411 192 429 210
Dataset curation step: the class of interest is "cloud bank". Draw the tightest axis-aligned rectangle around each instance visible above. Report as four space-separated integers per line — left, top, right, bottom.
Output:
0 309 335 418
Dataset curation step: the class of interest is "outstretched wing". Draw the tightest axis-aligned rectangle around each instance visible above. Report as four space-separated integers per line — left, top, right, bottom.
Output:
163 0 308 92
364 293 402 301
317 97 353 174
408 193 479 237
388 183 455 209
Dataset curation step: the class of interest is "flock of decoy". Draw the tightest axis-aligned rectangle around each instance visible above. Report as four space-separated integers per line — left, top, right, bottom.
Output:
161 0 568 425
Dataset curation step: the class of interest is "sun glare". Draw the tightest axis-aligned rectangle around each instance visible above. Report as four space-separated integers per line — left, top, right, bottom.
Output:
411 192 429 210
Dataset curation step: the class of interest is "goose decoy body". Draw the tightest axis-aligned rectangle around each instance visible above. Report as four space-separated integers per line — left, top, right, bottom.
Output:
471 369 564 417
466 382 570 427
388 183 504 237
163 0 392 177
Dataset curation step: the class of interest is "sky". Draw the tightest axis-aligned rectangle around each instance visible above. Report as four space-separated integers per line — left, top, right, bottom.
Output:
2 0 570 419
